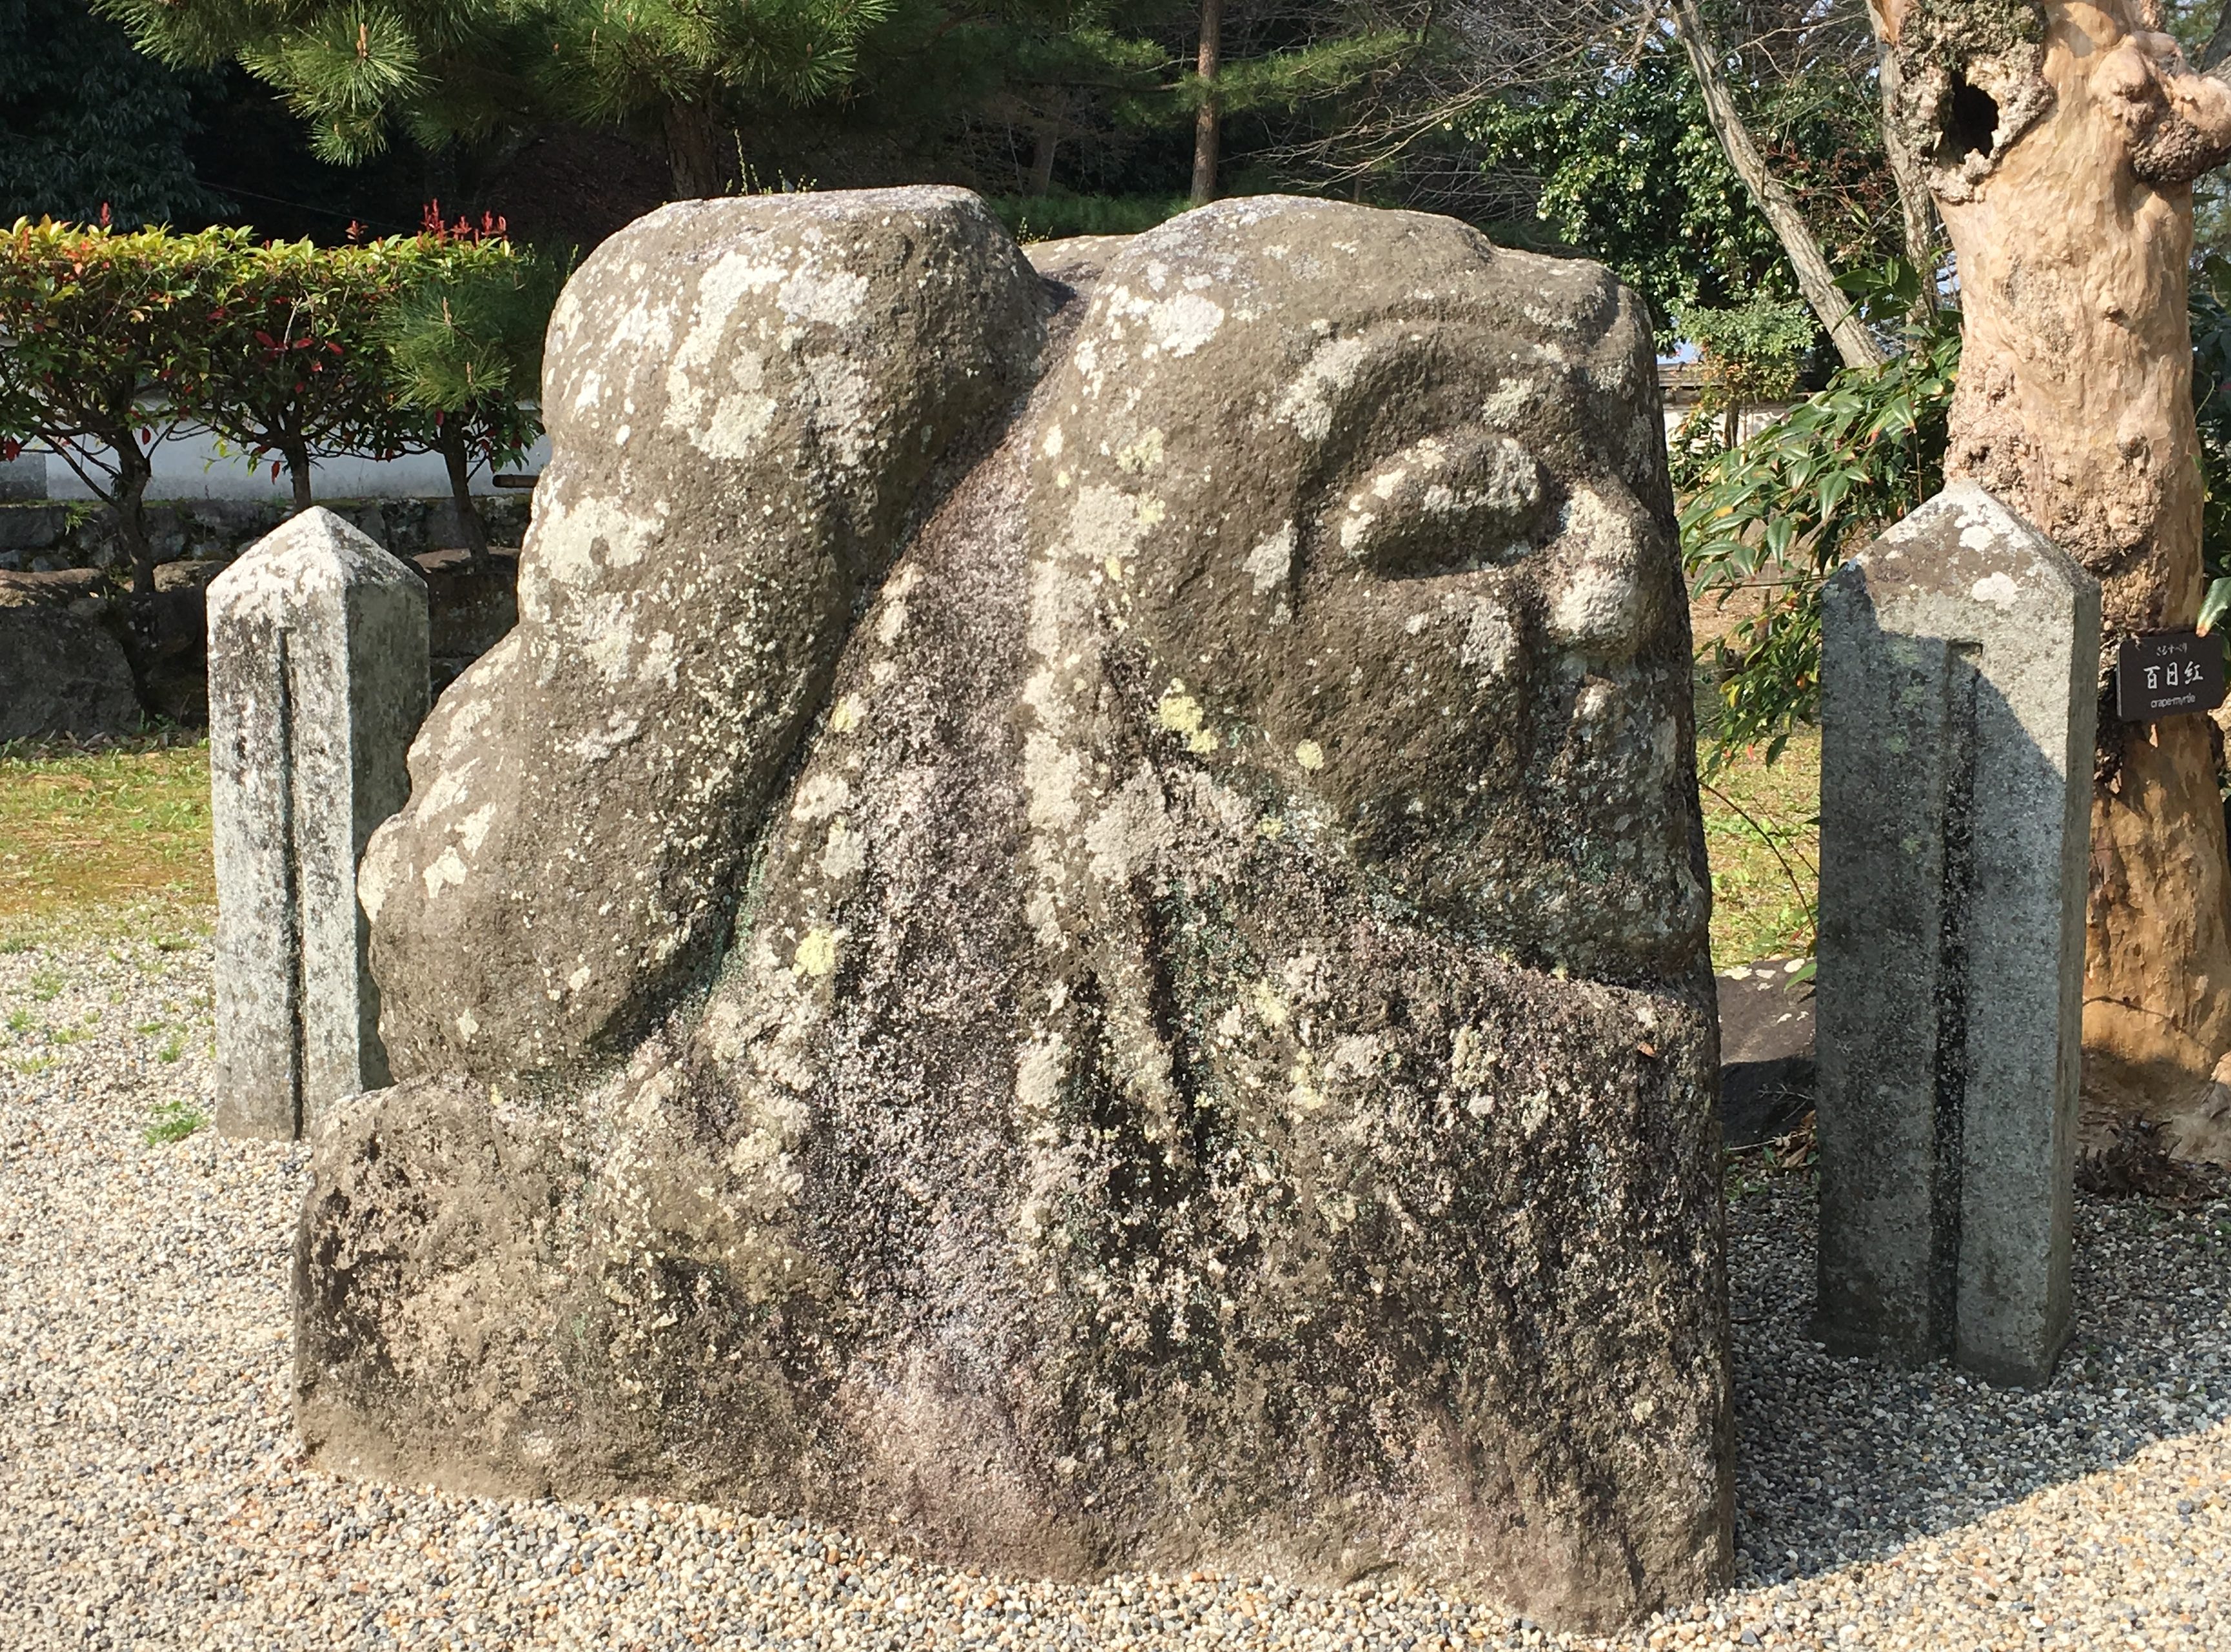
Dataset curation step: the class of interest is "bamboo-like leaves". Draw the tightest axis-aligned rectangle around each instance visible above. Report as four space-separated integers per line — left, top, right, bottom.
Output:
1680 261 1958 768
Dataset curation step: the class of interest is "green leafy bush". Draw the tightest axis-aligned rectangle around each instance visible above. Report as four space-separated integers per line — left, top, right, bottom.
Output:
377 210 565 565
0 215 560 568
1681 261 1958 766
1679 296 1815 412
1689 256 2231 767
0 218 242 592
195 232 421 509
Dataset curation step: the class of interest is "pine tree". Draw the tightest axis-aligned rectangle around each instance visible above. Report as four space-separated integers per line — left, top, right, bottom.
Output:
95 0 897 199
378 212 564 568
820 1 1171 199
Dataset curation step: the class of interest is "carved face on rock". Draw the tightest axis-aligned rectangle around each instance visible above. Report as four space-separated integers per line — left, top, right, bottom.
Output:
1025 197 1706 978
315 194 1729 1624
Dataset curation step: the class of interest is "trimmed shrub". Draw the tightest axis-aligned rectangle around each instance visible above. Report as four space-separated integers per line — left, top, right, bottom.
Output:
0 218 244 593
0 216 561 583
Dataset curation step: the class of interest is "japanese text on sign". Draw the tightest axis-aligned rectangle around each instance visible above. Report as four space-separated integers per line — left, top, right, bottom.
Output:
2115 630 2228 721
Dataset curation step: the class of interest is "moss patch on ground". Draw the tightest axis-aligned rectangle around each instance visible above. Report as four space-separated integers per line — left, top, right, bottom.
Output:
0 740 214 949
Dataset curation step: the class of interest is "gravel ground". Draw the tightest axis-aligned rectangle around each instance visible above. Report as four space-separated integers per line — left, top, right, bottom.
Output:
1 934 2225 1651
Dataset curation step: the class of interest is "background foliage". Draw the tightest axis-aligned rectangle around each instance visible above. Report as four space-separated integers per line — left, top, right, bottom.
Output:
0 0 228 226
1680 260 1959 766
0 217 556 585
1684 253 2231 769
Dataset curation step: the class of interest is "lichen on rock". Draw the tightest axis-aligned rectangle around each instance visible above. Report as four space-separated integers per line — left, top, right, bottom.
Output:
300 191 1729 1634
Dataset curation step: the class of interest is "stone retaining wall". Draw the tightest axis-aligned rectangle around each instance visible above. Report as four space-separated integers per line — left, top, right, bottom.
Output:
0 494 533 575
1 546 517 735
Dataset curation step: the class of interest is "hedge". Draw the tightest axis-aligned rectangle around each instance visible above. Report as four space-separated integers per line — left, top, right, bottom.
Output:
0 209 561 593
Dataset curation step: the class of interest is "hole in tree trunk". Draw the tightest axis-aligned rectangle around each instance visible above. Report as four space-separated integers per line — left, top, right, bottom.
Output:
1939 77 2000 165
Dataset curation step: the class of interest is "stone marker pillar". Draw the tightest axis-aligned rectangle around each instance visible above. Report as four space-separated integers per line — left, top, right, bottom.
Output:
1815 481 2099 1385
208 508 428 1140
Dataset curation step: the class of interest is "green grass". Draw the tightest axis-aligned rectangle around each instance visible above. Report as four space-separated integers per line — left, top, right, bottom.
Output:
0 738 214 946
988 193 1191 243
1700 732 1821 969
0 693 1821 978
143 1099 208 1145
1696 663 1821 970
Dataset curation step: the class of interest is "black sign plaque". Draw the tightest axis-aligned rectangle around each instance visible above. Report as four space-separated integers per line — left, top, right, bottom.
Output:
2115 629 2227 721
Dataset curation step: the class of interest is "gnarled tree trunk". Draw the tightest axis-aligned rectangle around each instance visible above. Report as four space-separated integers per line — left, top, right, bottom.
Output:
1870 0 2231 1160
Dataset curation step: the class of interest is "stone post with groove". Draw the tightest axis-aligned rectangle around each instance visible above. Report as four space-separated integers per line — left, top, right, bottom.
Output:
207 508 427 1140
1815 481 2098 1386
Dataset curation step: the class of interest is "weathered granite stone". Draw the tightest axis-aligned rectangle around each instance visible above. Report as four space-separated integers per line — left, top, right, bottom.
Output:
0 571 142 740
0 609 140 739
412 548 518 686
1815 483 2099 1386
208 509 429 1139
357 187 1047 1080
123 561 228 725
301 195 1727 1631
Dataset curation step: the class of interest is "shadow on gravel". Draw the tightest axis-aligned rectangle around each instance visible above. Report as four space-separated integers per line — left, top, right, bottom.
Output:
1726 1169 2231 1584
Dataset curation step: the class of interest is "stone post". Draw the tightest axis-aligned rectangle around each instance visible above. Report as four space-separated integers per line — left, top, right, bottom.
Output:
207 509 428 1140
1815 482 2098 1386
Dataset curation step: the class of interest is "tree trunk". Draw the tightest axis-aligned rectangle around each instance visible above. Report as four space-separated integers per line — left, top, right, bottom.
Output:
1875 35 1940 316
114 438 155 598
1027 126 1058 197
663 103 729 200
285 441 314 512
1870 0 2231 1161
441 423 490 572
1191 0 1222 206
1672 0 1884 369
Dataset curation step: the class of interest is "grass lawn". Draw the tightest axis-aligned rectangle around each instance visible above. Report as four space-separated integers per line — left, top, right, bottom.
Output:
1697 721 1821 972
0 738 214 949
0 716 1821 970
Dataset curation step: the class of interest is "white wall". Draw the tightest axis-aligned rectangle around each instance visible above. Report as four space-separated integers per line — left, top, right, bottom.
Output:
25 434 550 502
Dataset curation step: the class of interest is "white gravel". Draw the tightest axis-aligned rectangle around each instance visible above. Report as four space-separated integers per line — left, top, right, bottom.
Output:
1 932 2225 1651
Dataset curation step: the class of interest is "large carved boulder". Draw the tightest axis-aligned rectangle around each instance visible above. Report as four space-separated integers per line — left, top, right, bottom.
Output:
298 192 1727 1633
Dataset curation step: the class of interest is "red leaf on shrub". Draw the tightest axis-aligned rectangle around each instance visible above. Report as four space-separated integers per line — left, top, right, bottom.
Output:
270 462 281 481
